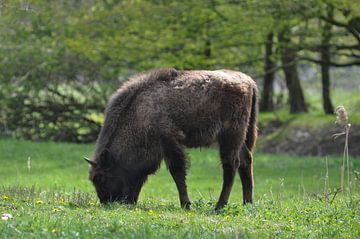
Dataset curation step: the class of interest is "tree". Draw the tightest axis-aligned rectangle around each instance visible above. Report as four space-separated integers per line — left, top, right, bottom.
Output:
260 32 276 112
320 4 335 114
296 0 360 113
279 28 308 113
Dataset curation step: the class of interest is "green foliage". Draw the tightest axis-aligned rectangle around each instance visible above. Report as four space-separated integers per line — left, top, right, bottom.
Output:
1 83 108 142
0 139 359 238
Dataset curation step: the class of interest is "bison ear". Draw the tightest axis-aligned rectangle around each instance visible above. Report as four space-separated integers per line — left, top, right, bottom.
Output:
84 157 97 167
98 149 114 168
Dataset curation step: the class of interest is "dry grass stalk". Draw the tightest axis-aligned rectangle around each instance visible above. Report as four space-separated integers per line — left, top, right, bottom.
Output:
334 105 351 196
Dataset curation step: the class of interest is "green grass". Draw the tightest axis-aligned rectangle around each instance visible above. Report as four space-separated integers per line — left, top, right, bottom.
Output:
259 89 360 127
1 139 359 238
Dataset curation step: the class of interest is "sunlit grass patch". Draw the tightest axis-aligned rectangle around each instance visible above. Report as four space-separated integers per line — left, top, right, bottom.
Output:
0 186 359 238
0 139 359 238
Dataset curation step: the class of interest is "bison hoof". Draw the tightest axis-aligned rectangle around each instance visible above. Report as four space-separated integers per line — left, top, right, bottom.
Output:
214 202 227 212
181 202 191 210
243 199 253 204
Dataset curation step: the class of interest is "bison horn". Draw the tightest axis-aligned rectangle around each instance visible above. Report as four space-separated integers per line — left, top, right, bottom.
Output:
84 157 97 167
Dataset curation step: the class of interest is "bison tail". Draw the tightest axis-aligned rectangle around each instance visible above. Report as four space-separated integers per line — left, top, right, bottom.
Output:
245 87 258 151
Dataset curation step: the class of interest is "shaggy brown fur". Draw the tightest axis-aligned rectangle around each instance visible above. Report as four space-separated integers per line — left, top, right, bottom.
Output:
86 68 258 210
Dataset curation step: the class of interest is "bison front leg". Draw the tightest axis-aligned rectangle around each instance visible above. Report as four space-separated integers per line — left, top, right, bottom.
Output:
239 146 253 204
127 177 148 204
169 160 191 209
161 137 191 209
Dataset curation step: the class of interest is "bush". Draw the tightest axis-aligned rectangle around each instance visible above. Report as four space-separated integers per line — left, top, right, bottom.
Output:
1 83 109 143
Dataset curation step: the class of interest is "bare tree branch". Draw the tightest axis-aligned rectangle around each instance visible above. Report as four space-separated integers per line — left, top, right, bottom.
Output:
300 56 360 67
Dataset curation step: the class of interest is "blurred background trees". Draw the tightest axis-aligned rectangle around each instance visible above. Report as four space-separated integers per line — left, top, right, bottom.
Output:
0 0 359 142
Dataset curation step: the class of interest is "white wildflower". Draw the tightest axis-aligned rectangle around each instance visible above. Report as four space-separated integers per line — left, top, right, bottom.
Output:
1 213 12 221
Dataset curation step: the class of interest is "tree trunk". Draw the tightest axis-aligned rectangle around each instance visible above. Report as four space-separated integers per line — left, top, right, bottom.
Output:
260 32 275 112
320 46 334 114
279 30 308 114
204 38 211 58
320 6 334 114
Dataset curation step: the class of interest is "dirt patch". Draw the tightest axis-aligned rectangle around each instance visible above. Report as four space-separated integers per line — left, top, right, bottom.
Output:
258 122 360 156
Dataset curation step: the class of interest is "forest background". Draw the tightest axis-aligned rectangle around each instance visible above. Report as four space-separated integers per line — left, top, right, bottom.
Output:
0 0 359 153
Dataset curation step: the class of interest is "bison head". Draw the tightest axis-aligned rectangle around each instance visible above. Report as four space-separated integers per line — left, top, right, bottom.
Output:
85 149 135 204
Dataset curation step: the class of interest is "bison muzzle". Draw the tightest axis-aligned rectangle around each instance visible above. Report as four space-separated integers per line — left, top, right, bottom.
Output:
86 68 258 210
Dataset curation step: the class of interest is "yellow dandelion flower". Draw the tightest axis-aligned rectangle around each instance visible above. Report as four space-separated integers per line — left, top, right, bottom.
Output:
147 209 156 216
1 195 11 200
135 208 142 214
52 208 60 213
188 211 195 217
36 200 44 205
52 228 59 233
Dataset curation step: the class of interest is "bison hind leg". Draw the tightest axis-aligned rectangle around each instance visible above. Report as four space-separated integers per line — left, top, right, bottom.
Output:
215 130 245 211
239 145 253 204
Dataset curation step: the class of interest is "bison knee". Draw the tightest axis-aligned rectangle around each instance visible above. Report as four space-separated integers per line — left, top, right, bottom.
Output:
240 146 252 168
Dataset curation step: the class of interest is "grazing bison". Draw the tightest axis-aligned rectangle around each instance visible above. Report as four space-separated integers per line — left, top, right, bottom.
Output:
85 68 258 210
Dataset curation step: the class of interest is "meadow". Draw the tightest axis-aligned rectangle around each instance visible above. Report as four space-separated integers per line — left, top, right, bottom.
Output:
0 138 359 238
